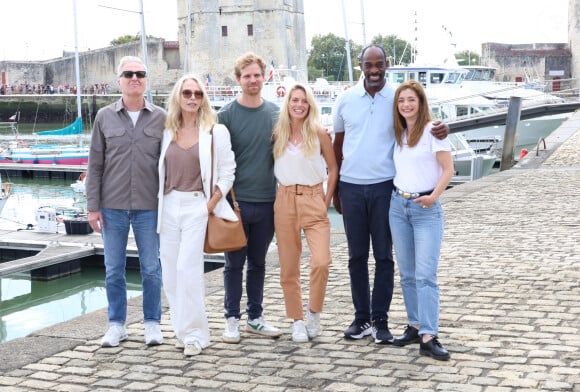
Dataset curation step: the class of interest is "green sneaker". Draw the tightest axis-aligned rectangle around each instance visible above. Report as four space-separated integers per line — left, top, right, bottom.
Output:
246 316 282 337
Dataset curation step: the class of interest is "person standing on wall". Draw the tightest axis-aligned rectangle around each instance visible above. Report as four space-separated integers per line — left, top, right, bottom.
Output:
86 56 165 347
390 80 453 361
332 45 449 344
217 52 283 343
272 83 338 342
157 74 236 356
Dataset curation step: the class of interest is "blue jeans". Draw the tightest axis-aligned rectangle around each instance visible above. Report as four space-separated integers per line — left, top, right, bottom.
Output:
224 201 275 320
339 180 394 321
101 208 162 325
389 193 444 336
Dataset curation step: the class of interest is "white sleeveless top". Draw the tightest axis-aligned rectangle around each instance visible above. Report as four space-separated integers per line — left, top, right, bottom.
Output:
274 140 327 186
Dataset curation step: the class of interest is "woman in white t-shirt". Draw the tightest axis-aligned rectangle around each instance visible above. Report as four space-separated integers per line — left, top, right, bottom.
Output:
389 80 454 361
272 83 338 343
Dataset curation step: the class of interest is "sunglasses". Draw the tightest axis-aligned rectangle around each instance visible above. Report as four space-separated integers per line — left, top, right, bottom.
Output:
181 89 204 99
120 70 147 79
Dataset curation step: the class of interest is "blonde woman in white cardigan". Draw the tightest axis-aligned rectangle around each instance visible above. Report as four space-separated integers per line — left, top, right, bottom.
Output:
157 74 236 356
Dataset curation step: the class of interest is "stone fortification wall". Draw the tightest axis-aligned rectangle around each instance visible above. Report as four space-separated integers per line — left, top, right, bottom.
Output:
0 39 182 95
482 42 571 89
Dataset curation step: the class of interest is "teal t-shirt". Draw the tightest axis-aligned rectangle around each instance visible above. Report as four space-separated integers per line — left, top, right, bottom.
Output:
218 99 279 202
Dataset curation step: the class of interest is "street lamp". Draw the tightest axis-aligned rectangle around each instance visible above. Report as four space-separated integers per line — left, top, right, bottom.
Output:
98 2 152 102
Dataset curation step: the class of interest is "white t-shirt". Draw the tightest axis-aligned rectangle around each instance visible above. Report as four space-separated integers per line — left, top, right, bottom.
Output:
393 123 452 193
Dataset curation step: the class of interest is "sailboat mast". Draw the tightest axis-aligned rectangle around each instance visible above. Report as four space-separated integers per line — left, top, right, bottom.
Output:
360 0 367 47
72 0 81 119
139 0 152 102
183 0 192 73
341 0 354 84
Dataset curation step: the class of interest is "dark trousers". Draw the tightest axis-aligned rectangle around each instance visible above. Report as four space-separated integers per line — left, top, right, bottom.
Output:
223 200 275 320
339 180 395 321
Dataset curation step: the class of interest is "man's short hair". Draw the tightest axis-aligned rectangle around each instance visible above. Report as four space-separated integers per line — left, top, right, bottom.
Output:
117 56 147 76
234 52 266 78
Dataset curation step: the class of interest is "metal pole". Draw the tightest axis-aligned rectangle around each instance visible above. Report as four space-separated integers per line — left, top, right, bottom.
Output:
183 0 192 73
139 0 152 102
360 0 366 47
72 0 81 119
341 0 353 83
500 96 522 171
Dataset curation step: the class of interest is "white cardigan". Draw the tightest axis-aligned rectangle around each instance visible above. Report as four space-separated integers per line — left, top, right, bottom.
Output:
157 123 237 233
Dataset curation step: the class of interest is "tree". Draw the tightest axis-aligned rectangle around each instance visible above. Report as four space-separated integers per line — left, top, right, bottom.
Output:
307 33 362 82
455 50 481 66
110 34 160 46
371 35 413 65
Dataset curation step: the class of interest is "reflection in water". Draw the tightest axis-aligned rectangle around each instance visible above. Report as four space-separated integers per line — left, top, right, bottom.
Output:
0 266 142 343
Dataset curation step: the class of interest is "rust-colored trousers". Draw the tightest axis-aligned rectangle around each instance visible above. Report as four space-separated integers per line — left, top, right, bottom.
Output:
274 184 332 320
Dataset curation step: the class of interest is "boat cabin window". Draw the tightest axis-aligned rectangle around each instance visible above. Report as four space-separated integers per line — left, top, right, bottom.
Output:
321 106 332 115
418 72 427 87
430 73 445 84
392 72 406 84
446 72 465 84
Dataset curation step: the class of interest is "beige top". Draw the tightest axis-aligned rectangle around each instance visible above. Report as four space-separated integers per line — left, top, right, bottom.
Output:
163 141 203 194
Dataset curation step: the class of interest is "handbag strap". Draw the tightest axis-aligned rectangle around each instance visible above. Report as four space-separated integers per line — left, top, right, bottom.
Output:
208 125 240 211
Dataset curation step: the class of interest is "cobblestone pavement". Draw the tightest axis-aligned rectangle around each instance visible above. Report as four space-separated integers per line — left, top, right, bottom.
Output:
1 113 579 391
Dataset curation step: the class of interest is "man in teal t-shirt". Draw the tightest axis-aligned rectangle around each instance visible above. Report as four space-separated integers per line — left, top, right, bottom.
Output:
217 52 282 344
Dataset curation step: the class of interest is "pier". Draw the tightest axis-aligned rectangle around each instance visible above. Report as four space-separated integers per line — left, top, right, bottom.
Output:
0 105 578 390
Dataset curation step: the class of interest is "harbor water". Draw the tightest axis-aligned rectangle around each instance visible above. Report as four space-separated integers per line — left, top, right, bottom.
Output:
0 177 143 344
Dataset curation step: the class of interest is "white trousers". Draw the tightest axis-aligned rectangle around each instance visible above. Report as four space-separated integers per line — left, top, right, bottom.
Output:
160 190 210 347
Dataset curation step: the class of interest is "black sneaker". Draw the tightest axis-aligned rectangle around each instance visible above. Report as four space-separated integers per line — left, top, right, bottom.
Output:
371 318 394 344
419 337 450 361
393 325 420 346
344 319 372 340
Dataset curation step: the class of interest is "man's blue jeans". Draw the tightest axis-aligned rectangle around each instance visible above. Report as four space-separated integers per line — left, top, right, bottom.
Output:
101 208 162 325
223 201 275 320
389 193 444 336
339 180 395 321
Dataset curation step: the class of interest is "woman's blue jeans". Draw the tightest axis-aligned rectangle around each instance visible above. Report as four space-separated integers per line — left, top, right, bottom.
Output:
101 208 162 325
389 193 444 336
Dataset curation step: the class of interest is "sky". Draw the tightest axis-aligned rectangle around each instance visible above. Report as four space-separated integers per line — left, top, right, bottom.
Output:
0 0 569 62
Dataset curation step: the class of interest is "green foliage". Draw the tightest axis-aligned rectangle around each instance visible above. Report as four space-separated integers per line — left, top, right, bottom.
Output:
110 34 160 46
455 50 480 66
307 33 362 82
371 35 412 65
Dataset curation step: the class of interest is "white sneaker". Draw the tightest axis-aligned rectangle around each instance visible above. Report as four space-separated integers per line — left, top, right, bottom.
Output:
144 323 163 345
292 320 309 343
222 317 241 343
101 325 128 347
184 341 203 356
246 316 283 337
305 309 321 338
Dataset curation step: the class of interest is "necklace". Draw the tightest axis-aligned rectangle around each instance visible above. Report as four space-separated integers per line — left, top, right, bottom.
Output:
290 125 303 145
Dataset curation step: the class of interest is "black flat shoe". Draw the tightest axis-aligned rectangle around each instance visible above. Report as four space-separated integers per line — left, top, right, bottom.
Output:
393 325 420 346
419 337 450 361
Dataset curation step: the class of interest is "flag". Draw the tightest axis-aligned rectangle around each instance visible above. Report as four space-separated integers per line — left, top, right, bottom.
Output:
268 60 275 81
206 73 212 85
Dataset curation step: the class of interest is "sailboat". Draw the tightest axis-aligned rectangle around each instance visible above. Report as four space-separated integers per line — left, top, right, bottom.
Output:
0 0 89 166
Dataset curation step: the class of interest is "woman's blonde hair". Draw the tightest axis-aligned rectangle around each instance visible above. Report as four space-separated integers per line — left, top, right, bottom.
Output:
165 74 217 140
272 83 321 159
393 80 432 148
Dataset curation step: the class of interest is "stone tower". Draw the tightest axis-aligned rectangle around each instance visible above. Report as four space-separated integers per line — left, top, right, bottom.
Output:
176 0 307 85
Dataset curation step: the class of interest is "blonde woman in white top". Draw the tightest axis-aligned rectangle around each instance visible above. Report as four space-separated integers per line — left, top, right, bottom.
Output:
157 74 236 356
272 83 338 342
